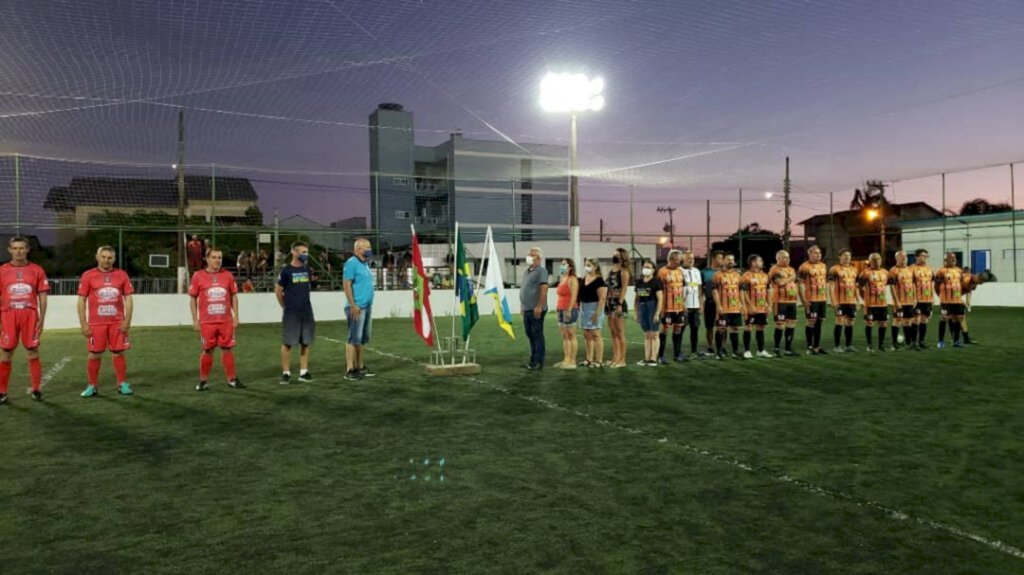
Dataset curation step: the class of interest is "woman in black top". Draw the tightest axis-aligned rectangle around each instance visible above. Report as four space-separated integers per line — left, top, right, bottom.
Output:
579 259 608 367
633 259 664 365
606 247 632 368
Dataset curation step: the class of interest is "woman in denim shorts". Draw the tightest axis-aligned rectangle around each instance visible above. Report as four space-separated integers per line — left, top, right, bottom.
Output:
633 259 664 366
578 259 608 367
554 258 580 369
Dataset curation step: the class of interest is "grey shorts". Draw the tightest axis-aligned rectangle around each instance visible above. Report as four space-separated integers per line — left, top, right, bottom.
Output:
283 312 316 347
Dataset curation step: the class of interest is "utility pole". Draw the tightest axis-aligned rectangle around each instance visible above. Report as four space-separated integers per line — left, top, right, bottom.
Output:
738 188 744 265
783 156 791 251
176 109 186 293
705 199 711 259
657 206 676 249
599 218 605 242
829 192 835 264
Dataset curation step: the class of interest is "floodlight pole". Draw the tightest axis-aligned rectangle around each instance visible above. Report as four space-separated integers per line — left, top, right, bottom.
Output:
176 109 186 293
1011 163 1017 282
570 112 581 270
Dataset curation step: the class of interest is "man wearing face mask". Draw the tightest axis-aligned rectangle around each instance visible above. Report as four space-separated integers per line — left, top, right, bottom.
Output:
344 238 375 380
519 247 549 370
277 241 316 384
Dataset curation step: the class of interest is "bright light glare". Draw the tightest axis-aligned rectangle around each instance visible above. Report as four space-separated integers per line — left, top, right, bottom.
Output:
764 191 774 199
540 72 605 113
866 209 879 220
659 236 669 244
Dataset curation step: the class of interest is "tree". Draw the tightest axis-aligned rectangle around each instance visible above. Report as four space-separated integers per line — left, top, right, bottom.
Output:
959 198 1013 216
850 180 889 211
711 223 784 267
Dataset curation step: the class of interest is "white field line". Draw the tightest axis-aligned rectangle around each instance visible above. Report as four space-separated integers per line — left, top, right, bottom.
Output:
39 356 72 389
333 339 1024 562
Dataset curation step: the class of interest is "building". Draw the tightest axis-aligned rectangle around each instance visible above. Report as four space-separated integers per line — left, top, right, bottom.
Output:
278 215 357 252
799 201 942 262
369 103 569 248
44 176 258 245
331 216 368 230
899 210 1024 280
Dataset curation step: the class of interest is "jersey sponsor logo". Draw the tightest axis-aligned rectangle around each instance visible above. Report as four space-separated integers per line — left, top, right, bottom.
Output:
206 286 228 299
7 282 32 296
97 304 118 317
96 286 120 301
207 303 227 316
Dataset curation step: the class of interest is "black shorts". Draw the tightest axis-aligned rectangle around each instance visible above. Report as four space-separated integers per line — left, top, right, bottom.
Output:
746 313 768 327
775 303 797 322
685 309 701 329
805 301 827 321
941 304 965 318
717 313 743 328
282 311 316 347
835 304 857 319
661 311 686 326
894 305 915 320
865 307 888 322
915 302 933 318
606 300 629 316
703 300 717 329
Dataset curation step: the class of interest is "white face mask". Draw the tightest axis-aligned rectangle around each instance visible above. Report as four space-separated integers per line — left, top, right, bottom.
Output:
525 255 535 265
642 268 654 277
584 265 594 274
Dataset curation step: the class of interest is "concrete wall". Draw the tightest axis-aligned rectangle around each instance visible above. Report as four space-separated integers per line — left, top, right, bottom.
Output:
38 283 1024 330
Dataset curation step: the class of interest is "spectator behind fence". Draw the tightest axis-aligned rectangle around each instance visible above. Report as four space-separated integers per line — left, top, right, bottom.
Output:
187 235 203 272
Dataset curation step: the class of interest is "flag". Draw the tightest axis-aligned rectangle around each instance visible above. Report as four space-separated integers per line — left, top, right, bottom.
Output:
482 227 515 339
455 227 479 339
410 226 434 347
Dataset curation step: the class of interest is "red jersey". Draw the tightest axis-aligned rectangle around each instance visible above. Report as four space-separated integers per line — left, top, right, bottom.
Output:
189 269 238 324
78 267 134 325
0 262 49 311
797 261 828 302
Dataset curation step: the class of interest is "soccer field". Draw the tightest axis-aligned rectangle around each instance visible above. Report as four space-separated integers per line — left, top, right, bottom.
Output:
2 309 1023 573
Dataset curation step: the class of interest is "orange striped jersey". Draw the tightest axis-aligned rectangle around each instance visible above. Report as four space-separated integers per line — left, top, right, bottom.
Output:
912 263 934 303
739 270 770 313
658 266 686 312
797 261 828 302
934 266 963 304
888 264 916 305
768 264 799 303
858 268 889 308
712 269 743 314
827 264 859 305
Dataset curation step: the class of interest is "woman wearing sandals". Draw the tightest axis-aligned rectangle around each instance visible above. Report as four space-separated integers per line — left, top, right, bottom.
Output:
579 258 608 368
605 248 632 368
554 258 580 369
634 259 664 365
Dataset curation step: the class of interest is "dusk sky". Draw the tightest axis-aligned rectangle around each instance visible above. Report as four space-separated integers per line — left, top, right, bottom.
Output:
2 0 1023 242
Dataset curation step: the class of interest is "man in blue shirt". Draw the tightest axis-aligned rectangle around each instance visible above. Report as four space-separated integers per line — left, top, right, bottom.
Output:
343 238 375 380
701 251 724 356
276 241 315 385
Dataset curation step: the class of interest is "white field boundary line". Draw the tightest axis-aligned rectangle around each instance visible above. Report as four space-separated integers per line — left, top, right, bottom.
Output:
332 338 1024 562
38 356 72 390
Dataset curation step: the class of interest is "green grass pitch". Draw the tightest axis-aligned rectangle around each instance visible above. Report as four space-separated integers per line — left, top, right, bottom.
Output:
1 309 1023 573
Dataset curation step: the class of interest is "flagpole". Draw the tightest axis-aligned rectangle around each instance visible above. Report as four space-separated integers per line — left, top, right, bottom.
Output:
451 220 459 364
462 226 491 363
412 224 444 361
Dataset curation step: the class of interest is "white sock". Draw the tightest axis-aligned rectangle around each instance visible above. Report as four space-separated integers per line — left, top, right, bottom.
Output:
300 369 309 376
283 371 290 376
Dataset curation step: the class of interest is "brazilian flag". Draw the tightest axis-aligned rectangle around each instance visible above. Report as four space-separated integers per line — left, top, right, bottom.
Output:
455 234 479 339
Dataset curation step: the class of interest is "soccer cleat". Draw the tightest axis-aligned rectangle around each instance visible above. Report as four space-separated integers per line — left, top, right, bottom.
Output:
732 352 743 360
866 346 875 353
0 393 7 405
118 383 134 396
30 390 42 401
298 372 314 383
280 373 291 385
80 385 99 398
743 351 754 359
757 350 774 358
952 340 964 348
228 378 245 389
878 345 889 352
674 354 686 363
784 350 798 357
358 366 375 378
196 381 209 391
773 348 781 357
344 370 361 381
937 341 945 349
832 347 845 354
715 353 724 361
845 346 858 353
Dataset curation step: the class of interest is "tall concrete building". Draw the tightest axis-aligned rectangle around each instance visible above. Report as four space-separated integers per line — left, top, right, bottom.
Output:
369 103 569 246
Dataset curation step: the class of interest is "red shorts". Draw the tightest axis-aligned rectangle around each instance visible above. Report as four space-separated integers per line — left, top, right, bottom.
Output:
1 308 40 351
200 322 236 350
88 323 130 353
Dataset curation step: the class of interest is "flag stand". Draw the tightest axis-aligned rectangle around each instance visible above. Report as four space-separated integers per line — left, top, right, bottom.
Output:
426 221 480 376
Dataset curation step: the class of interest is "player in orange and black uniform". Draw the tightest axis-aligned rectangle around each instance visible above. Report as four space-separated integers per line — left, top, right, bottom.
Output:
827 248 859 352
656 250 686 363
858 253 890 351
740 255 772 358
960 267 989 345
797 245 828 354
934 252 965 348
768 250 799 356
911 249 935 349
712 253 743 359
888 250 917 350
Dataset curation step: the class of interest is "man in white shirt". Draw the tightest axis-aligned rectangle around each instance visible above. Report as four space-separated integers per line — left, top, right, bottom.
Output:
681 251 704 358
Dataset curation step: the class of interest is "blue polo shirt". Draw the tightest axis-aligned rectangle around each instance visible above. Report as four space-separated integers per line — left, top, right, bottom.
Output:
343 255 374 309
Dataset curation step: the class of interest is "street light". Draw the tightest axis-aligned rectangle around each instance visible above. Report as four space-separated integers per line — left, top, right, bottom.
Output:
540 72 604 269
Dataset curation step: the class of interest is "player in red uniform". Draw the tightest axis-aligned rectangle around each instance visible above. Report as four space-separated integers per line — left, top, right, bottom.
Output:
188 247 243 391
0 236 49 403
77 246 134 397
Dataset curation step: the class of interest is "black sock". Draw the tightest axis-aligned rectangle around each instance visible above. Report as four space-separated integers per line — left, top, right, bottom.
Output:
904 325 915 345
844 325 853 346
918 323 928 345
756 330 765 352
785 327 795 351
866 326 873 346
690 323 700 353
805 326 814 349
672 332 683 357
658 332 666 358
729 332 740 353
743 330 752 351
774 328 783 349
834 325 842 348
878 326 887 346
715 331 724 353
815 322 824 349
950 320 961 342
891 326 900 346
938 320 947 342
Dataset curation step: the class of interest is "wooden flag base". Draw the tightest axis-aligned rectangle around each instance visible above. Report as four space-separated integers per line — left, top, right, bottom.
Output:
426 335 480 377
424 362 482 377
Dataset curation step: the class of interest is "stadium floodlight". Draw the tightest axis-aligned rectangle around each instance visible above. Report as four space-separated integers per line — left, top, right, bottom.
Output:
540 72 604 269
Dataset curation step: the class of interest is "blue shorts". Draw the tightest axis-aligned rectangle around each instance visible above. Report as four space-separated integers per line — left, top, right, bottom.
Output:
580 302 605 330
345 305 372 345
637 300 659 332
557 308 579 326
